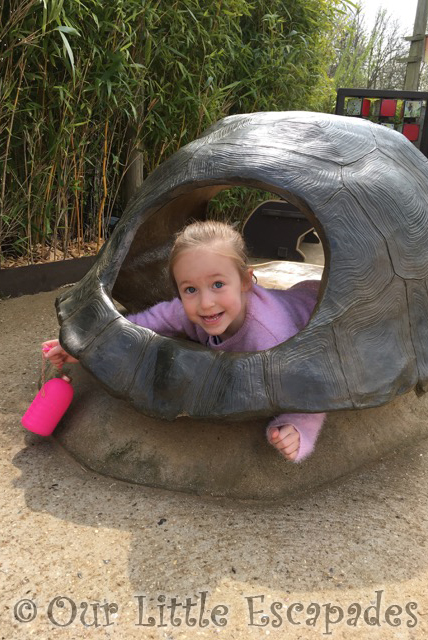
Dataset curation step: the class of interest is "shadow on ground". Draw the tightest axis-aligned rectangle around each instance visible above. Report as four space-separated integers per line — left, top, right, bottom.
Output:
12 432 428 597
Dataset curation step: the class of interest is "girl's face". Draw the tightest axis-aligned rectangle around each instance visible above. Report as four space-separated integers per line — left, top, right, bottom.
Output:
173 247 253 340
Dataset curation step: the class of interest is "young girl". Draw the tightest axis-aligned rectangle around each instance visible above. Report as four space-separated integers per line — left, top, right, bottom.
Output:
44 220 325 462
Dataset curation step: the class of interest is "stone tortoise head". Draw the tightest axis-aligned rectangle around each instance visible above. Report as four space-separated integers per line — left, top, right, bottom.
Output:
56 111 428 421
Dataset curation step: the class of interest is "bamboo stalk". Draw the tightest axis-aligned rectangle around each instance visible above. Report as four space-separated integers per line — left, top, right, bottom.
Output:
23 135 33 264
42 163 56 256
97 118 109 251
70 134 81 254
0 58 25 259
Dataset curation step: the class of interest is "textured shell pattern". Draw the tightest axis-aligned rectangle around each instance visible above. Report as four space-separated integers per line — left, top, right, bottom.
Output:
56 112 428 420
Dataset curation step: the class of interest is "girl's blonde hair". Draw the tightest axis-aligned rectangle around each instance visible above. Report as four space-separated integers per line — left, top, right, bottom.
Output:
169 220 252 291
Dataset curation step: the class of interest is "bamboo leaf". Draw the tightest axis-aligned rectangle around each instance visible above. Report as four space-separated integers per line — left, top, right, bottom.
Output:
56 26 80 36
58 31 75 77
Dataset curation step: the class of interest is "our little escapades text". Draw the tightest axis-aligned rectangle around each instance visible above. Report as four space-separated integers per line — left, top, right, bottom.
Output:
13 589 418 635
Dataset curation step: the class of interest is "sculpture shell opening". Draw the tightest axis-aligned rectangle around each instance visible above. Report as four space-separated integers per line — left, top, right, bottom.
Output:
56 111 428 421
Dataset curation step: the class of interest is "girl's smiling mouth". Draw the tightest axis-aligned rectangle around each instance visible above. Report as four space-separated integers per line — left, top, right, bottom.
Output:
200 312 224 324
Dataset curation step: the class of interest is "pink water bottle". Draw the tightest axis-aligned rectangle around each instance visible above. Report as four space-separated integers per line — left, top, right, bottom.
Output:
21 376 73 436
22 344 74 436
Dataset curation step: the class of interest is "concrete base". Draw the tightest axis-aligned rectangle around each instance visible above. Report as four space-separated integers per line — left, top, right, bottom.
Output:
53 366 428 500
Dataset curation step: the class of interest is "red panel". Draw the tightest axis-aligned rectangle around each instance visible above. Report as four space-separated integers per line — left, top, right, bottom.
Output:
362 99 371 116
403 123 420 141
380 99 397 117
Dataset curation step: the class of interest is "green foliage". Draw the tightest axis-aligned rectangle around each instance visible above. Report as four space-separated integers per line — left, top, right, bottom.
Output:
208 187 276 230
0 0 345 263
329 4 408 101
329 5 368 90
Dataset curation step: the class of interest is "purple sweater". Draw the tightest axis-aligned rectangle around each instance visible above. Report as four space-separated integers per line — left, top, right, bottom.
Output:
127 282 325 461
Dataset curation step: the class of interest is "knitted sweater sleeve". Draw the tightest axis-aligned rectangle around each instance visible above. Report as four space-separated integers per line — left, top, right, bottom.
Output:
268 413 326 463
253 282 326 463
126 298 198 340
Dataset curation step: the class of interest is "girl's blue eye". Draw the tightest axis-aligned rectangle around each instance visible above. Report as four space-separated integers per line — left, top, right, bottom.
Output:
213 281 223 289
185 286 196 294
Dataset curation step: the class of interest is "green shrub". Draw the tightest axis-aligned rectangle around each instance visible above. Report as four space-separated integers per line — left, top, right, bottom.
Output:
0 0 347 263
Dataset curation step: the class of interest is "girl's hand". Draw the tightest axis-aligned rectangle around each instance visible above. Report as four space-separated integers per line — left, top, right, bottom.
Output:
42 339 78 369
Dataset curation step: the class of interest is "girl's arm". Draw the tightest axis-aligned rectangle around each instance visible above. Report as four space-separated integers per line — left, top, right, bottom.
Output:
268 412 326 462
42 339 78 368
277 282 325 460
44 297 195 370
126 297 198 340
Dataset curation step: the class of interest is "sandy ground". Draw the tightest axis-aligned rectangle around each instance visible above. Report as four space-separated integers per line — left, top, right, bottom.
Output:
1 287 428 639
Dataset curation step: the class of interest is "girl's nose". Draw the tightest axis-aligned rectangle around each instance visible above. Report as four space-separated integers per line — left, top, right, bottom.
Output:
199 290 215 310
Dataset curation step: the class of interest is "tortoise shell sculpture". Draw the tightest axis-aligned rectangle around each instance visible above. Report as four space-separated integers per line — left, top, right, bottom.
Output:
56 111 428 422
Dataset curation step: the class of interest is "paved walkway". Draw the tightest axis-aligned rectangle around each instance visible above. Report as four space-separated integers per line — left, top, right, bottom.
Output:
1 288 427 639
